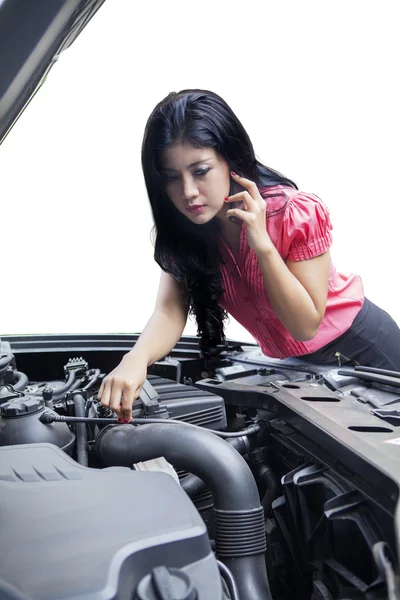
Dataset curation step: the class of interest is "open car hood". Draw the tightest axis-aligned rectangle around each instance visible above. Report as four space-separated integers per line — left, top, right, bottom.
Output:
0 0 107 144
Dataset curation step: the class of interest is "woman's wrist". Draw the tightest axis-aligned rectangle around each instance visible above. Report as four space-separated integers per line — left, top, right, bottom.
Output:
123 348 149 367
253 236 275 257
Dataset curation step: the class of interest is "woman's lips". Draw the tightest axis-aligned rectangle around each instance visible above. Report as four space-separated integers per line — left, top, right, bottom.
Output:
186 205 205 214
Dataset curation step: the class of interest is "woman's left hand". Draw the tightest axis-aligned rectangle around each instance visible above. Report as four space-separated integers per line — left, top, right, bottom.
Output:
225 172 273 253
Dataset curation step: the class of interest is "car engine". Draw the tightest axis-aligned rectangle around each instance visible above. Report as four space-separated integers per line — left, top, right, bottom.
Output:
1 334 400 600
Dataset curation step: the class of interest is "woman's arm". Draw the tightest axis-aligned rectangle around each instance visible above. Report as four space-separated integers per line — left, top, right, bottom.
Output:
98 271 188 421
254 242 330 341
225 172 330 341
125 270 188 366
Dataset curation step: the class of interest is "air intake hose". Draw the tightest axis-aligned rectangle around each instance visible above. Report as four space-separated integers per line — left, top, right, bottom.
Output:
73 394 88 467
96 423 272 600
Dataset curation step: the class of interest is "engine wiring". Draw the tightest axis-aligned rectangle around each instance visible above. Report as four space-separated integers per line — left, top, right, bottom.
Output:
39 410 262 439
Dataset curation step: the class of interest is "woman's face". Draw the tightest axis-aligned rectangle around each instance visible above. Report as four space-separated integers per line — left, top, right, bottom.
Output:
161 143 231 225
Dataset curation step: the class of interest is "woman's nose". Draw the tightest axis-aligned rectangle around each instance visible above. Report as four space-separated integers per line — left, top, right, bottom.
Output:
182 177 199 201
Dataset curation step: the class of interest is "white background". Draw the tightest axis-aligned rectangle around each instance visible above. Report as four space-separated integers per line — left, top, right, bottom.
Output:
1 0 399 343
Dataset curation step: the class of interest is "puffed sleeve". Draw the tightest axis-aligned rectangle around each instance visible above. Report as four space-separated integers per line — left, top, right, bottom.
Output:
282 191 333 261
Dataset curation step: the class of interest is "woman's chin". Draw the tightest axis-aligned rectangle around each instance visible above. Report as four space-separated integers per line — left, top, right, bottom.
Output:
185 210 215 225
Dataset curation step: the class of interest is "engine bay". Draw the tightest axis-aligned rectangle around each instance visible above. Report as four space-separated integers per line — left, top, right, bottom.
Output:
1 334 400 600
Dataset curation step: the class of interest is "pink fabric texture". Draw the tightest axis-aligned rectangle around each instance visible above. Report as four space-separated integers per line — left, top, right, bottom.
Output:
218 185 364 359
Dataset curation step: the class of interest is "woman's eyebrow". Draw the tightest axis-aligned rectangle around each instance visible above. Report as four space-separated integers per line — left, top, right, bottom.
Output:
162 158 214 172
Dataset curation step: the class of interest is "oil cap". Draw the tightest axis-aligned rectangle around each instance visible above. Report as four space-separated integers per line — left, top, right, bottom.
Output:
0 395 44 418
136 566 197 600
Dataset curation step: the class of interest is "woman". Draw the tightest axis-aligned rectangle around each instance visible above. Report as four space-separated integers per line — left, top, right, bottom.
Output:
99 89 400 422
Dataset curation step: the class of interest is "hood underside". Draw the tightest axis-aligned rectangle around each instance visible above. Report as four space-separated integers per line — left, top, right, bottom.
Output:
0 0 107 145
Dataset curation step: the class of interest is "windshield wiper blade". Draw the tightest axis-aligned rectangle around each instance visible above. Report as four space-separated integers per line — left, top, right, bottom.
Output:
338 368 400 389
354 365 400 379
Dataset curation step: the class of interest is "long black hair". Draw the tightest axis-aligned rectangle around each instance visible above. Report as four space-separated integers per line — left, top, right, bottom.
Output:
141 89 297 361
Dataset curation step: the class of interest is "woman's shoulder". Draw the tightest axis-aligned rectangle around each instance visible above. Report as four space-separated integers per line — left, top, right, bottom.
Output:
261 185 333 259
260 185 330 222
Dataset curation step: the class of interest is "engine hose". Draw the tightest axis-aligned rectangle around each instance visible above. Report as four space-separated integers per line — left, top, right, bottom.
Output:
96 422 272 600
217 560 240 600
53 376 86 402
32 370 76 398
180 473 206 497
73 394 88 467
82 369 101 391
181 434 256 498
13 371 29 391
259 465 279 515
0 350 13 378
40 412 257 500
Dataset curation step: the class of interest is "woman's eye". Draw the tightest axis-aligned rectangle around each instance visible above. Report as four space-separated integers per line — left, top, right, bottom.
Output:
165 175 178 182
195 168 210 177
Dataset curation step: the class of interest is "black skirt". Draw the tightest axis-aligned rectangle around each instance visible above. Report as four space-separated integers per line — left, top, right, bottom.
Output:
299 297 400 371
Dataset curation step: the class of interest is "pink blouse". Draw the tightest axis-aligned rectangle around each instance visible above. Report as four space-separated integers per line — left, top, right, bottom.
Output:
218 185 364 359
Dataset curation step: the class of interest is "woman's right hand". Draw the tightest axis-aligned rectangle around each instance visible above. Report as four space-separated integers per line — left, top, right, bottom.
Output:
97 354 147 423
